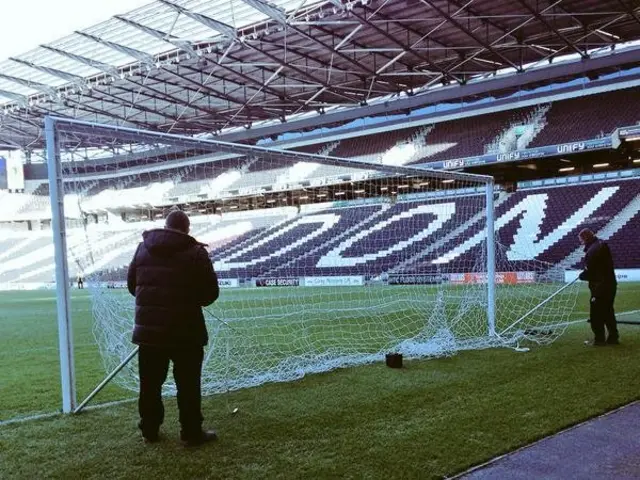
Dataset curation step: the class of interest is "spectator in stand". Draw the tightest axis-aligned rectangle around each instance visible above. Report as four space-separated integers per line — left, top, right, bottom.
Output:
578 228 619 346
127 210 220 446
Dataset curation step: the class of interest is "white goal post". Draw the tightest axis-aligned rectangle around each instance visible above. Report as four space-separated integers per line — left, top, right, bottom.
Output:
43 116 576 414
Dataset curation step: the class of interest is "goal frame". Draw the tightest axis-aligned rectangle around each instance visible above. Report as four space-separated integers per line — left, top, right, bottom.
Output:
44 115 495 414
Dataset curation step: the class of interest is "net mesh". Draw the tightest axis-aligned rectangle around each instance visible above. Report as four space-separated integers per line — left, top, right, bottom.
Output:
42 119 581 395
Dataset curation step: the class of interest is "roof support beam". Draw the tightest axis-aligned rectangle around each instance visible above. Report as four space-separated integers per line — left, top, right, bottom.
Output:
76 89 174 125
348 9 462 84
9 58 87 86
114 15 199 57
242 41 361 104
443 0 556 60
255 36 380 89
176 60 308 110
41 45 121 77
73 31 156 65
42 44 238 124
157 0 238 40
219 45 640 143
105 79 237 125
0 89 29 107
240 0 380 89
0 122 34 140
193 32 361 105
0 73 59 98
58 100 160 130
552 5 617 45
310 23 421 82
143 4 362 104
73 30 274 119
435 0 562 76
113 15 309 110
361 3 467 66
616 0 640 29
162 66 277 119
4 110 43 130
240 0 287 24
419 0 524 72
514 0 588 59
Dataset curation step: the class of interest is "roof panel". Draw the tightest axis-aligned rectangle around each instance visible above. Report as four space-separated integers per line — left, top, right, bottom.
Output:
1 0 639 147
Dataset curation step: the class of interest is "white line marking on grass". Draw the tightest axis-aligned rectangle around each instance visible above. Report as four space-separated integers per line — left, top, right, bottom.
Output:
0 411 59 426
0 398 137 427
3 297 57 303
0 343 97 355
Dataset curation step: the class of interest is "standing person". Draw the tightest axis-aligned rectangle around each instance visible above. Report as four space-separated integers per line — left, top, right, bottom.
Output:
578 228 619 346
127 210 220 445
77 276 84 289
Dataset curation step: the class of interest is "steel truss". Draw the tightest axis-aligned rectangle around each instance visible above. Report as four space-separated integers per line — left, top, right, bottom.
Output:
1 0 639 148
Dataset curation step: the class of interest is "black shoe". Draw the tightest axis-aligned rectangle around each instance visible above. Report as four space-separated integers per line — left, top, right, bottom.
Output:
180 429 218 447
585 340 607 347
606 339 620 345
138 421 160 443
142 432 160 443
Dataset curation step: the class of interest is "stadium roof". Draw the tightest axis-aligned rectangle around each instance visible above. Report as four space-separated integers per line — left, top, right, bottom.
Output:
1 0 640 149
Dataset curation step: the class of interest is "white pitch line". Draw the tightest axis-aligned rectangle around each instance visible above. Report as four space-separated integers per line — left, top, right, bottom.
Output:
0 343 97 355
0 398 136 427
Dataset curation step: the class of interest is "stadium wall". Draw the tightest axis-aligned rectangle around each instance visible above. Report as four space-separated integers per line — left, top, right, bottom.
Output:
3 269 640 292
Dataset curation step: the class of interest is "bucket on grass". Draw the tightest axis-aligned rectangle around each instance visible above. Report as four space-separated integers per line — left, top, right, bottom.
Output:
385 352 403 368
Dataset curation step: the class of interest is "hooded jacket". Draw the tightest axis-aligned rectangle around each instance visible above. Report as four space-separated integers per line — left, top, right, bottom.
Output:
578 237 617 297
127 228 219 347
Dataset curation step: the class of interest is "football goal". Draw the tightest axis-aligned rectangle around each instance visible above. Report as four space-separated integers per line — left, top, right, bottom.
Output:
44 116 580 414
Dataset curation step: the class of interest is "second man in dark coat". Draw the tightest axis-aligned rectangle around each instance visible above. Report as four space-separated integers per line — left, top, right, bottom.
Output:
578 228 619 346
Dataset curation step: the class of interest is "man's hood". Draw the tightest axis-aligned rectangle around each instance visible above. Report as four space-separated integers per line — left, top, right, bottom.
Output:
142 228 198 257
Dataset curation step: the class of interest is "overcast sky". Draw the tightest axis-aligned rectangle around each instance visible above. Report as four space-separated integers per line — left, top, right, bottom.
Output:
0 0 153 61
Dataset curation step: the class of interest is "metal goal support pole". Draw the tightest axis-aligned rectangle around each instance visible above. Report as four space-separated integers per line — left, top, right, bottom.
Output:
74 347 140 414
45 116 77 414
500 276 581 336
486 180 496 336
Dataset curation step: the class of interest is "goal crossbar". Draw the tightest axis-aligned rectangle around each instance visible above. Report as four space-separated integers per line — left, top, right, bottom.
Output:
48 116 494 184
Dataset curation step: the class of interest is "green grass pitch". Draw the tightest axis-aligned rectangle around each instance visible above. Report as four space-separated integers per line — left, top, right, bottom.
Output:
1 284 640 479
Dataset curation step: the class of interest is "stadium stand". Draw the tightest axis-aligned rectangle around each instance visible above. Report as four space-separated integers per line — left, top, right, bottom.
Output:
529 88 640 147
8 86 638 208
1 176 638 287
3 85 640 290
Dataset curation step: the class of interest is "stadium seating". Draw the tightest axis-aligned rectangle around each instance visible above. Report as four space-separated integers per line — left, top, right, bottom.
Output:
1 177 637 288
529 88 640 147
3 84 640 288
11 87 639 206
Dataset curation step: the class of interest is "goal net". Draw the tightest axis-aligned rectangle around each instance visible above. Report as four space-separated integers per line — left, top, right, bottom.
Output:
45 117 580 409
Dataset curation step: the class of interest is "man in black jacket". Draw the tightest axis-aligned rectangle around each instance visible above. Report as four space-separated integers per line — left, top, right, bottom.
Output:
127 210 220 445
578 228 619 346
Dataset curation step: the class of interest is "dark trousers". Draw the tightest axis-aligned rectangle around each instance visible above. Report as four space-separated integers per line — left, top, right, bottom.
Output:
589 287 619 344
138 345 204 437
